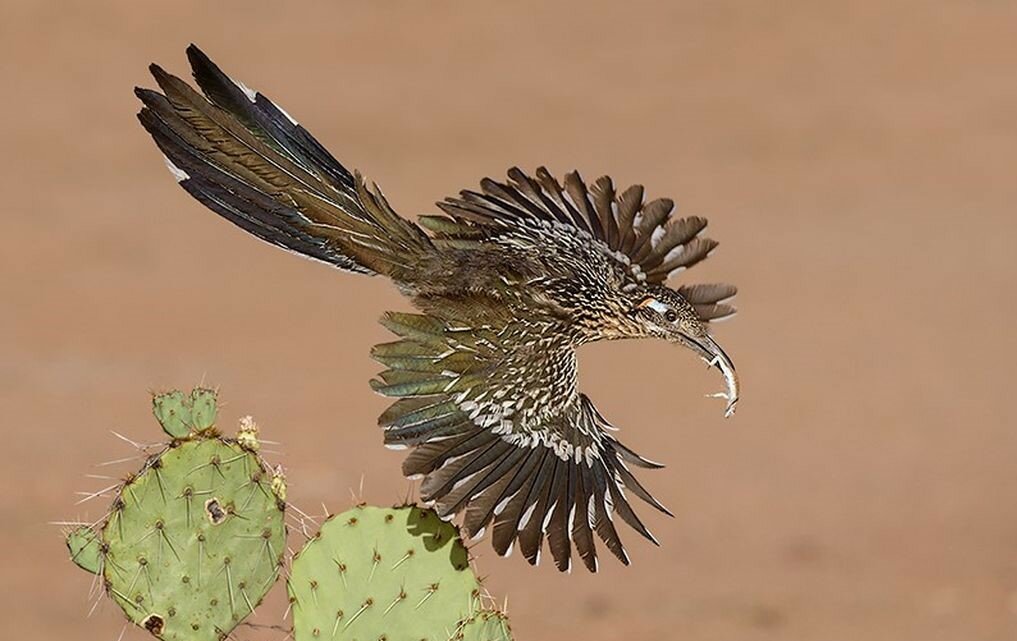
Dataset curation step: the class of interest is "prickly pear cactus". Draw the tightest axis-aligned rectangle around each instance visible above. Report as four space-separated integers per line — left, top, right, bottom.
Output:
453 609 514 641
152 388 218 438
66 390 286 641
288 505 479 641
67 388 517 641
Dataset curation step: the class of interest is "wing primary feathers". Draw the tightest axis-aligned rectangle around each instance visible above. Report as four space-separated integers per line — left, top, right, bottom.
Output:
605 474 659 546
534 166 590 231
507 167 574 226
678 283 738 305
400 429 491 477
610 438 666 469
514 451 559 563
587 460 630 565
462 448 539 538
571 460 599 572
420 438 508 503
480 178 554 222
438 446 530 520
563 170 605 241
693 303 737 322
630 198 675 262
543 461 573 571
591 176 620 250
642 216 709 271
491 449 548 556
610 457 673 516
646 237 719 281
616 184 644 255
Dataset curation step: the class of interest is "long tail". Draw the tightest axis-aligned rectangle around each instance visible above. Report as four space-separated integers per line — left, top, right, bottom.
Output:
135 45 433 279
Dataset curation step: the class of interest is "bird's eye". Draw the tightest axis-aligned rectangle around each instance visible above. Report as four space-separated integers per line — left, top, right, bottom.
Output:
664 310 678 323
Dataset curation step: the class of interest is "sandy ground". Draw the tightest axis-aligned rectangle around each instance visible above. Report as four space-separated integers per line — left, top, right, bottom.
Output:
2 2 1016 640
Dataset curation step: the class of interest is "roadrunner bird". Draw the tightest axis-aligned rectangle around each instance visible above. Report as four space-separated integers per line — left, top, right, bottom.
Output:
136 46 739 573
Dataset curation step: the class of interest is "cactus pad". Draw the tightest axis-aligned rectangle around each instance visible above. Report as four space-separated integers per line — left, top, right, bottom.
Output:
188 388 218 432
97 434 285 640
66 525 103 575
288 505 479 641
152 388 218 438
453 609 514 641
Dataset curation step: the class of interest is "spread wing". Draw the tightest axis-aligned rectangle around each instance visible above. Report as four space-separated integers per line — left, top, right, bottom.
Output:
421 167 727 296
371 310 670 573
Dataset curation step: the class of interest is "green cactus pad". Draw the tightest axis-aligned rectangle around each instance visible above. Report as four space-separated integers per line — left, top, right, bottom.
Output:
453 609 514 641
152 391 192 438
152 388 219 438
67 525 103 574
189 388 218 432
100 437 285 641
288 505 479 641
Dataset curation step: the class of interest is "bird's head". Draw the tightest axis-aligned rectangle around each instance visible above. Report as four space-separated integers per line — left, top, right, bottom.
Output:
621 284 740 417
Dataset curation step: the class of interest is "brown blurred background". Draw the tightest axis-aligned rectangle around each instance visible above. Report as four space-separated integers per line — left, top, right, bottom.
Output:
2 2 1016 640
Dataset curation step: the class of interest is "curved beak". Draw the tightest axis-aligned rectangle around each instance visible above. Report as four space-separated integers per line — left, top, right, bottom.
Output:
678 333 739 418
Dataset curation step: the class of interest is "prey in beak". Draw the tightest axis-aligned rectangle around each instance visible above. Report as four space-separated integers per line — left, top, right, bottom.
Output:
679 333 739 418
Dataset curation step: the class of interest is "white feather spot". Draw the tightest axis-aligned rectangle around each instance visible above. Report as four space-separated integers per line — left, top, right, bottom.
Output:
541 500 557 530
274 102 299 125
234 78 258 102
650 225 666 248
663 244 685 263
493 493 515 516
162 155 189 183
517 501 538 531
644 298 669 314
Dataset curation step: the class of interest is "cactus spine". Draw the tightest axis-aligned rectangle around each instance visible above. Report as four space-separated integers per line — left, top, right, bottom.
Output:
453 609 514 641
